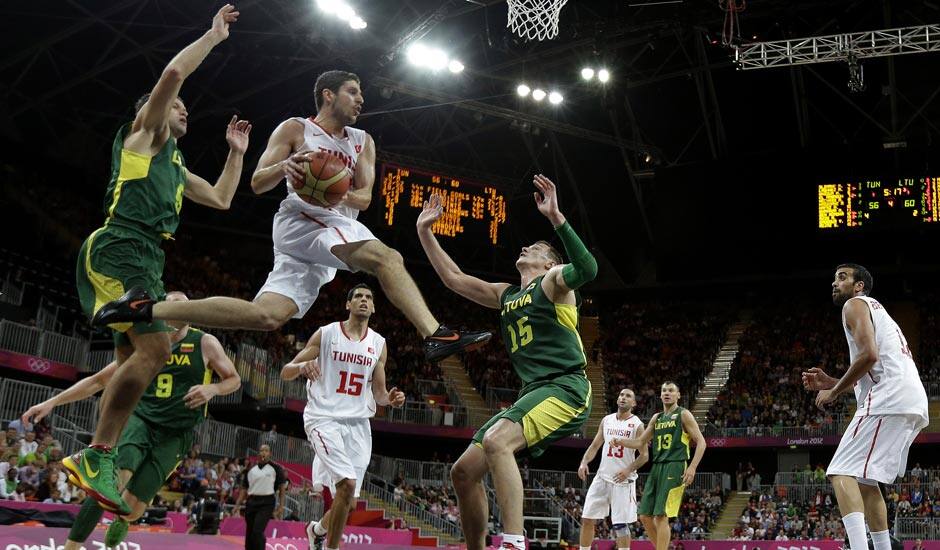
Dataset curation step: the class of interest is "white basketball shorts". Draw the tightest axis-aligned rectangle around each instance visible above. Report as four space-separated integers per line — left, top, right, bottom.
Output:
582 478 637 524
306 417 372 497
257 202 377 318
827 413 926 485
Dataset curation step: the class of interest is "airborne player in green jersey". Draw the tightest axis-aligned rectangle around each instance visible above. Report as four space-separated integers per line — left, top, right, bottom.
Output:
417 174 598 550
69 4 250 514
616 382 707 550
22 292 240 549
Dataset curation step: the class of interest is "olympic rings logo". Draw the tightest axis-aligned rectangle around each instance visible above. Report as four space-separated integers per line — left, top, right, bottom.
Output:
27 358 51 373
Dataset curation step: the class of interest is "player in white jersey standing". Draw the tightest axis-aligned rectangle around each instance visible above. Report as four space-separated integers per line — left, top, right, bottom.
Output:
95 70 490 363
280 283 405 550
803 263 929 550
577 388 648 550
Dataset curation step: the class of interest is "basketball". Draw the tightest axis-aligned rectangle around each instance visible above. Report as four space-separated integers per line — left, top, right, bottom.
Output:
292 151 351 207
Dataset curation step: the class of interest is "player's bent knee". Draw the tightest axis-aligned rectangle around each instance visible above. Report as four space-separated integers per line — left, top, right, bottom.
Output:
336 478 357 496
135 335 172 364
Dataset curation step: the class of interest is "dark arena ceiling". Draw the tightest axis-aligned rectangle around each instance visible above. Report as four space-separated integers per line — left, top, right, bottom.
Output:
4 0 940 287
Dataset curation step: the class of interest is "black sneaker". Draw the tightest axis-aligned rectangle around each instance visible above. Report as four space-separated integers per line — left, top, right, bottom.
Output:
92 287 155 326
423 326 491 362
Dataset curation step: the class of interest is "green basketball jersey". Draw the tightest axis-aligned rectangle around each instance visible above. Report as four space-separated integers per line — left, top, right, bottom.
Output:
134 328 211 429
103 122 187 239
499 275 587 388
651 406 691 463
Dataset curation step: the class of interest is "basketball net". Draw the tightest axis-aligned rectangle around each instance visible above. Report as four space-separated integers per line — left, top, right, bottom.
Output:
506 0 568 41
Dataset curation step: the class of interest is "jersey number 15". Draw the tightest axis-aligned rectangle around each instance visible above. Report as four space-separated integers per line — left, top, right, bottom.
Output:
336 371 365 396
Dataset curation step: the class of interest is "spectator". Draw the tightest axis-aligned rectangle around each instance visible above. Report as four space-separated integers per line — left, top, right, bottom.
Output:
17 431 38 460
6 418 31 439
1 468 17 499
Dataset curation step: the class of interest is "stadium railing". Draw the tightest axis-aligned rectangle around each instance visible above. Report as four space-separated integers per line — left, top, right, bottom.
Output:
363 472 463 540
1 277 24 306
0 319 88 367
894 517 940 539
704 423 844 438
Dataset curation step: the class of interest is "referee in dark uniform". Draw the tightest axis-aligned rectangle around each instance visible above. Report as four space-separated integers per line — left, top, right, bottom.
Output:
234 444 288 550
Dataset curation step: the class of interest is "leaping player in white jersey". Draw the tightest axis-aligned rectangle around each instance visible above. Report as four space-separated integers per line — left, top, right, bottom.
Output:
577 388 648 550
280 283 405 550
803 263 929 550
94 70 490 364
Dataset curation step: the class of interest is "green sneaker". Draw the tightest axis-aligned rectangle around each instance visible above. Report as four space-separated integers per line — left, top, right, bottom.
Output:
105 516 129 548
62 445 130 515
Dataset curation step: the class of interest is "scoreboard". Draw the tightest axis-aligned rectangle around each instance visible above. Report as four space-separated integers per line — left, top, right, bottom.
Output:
818 177 940 229
379 163 508 245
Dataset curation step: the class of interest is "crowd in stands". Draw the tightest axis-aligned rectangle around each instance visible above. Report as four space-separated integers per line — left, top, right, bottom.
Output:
887 464 940 520
918 293 940 398
707 301 848 432
734 487 846 541
0 421 84 504
595 300 734 416
391 476 461 524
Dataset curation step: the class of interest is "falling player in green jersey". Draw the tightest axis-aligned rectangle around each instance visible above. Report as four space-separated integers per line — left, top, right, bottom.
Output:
417 174 597 550
69 4 250 514
616 381 707 550
22 292 240 549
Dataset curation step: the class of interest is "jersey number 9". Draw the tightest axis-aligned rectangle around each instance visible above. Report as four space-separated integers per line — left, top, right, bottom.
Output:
156 373 173 398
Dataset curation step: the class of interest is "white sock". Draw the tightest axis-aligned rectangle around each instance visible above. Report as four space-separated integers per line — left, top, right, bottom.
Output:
619 547 630 550
313 521 328 536
580 546 591 550
842 512 867 550
501 533 526 549
870 530 890 550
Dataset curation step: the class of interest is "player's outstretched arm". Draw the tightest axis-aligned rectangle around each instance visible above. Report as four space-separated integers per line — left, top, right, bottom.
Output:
816 299 879 409
343 134 376 210
680 409 707 485
532 174 598 302
416 193 510 309
614 413 658 449
183 334 242 409
281 329 323 381
21 361 120 424
578 418 606 480
133 5 239 140
251 120 307 194
371 346 405 408
184 116 251 209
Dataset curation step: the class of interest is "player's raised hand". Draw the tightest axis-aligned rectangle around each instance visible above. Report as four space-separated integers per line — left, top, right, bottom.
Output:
184 384 220 409
802 367 838 391
417 193 444 231
210 4 239 42
225 115 251 155
21 403 48 425
387 387 406 408
533 174 565 226
577 462 589 481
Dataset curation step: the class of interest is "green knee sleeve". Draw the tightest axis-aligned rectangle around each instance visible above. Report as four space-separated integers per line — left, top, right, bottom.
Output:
68 497 105 543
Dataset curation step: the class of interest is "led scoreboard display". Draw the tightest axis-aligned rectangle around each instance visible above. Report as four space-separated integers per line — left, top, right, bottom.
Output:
818 177 940 229
379 163 508 245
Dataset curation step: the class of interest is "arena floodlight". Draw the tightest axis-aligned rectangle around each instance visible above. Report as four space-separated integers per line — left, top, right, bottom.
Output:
407 43 428 66
597 69 610 83
548 91 563 104
532 88 546 101
517 84 531 97
335 3 355 21
580 67 595 80
448 60 465 73
316 0 339 14
349 17 367 30
426 48 448 71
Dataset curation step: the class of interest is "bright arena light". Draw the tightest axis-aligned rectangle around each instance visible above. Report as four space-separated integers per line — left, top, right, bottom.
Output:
316 0 367 30
426 48 448 71
532 88 546 101
316 0 339 14
448 60 465 73
517 84 531 97
349 17 367 30
335 3 355 21
598 68 610 82
580 67 595 80
407 43 428 65
548 91 563 104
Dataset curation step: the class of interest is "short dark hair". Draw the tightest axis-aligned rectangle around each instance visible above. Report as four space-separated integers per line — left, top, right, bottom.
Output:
134 93 184 114
534 240 563 266
837 263 873 295
347 283 374 302
661 380 680 392
315 70 360 111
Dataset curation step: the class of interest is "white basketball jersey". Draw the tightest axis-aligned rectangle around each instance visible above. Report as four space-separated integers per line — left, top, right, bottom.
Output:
596 413 644 485
842 296 928 422
303 321 385 424
281 117 368 220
